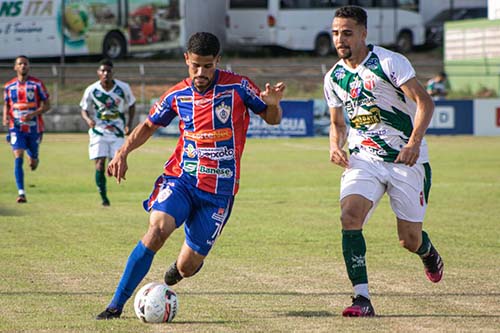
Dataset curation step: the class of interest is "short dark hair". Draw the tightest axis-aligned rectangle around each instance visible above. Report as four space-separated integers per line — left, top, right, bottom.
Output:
334 6 367 28
99 58 113 68
187 32 220 57
14 55 29 64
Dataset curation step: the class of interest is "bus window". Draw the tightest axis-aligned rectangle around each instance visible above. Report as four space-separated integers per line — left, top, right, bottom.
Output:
398 0 419 12
229 0 268 8
280 0 349 9
353 0 375 7
375 0 396 8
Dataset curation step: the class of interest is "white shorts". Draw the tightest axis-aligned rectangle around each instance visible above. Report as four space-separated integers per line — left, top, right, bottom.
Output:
88 131 124 160
340 154 431 223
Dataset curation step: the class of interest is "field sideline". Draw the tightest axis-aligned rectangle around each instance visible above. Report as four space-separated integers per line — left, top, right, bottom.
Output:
0 134 499 332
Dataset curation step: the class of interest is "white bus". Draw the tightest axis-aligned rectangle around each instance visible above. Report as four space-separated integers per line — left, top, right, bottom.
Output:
226 0 425 56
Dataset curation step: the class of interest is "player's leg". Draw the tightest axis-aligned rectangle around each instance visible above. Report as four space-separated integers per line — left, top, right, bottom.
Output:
89 133 110 205
10 130 28 202
339 156 385 317
165 188 234 286
389 162 443 283
97 210 177 320
95 157 109 206
26 132 42 171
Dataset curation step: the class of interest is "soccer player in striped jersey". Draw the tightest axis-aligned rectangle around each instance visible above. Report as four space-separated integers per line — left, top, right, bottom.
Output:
96 32 285 319
324 6 444 317
80 59 136 206
3 55 51 203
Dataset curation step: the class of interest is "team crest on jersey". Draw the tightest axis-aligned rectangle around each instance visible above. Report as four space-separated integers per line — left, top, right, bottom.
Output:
27 89 35 100
215 102 231 124
349 77 362 99
365 57 379 70
95 90 102 98
363 75 376 91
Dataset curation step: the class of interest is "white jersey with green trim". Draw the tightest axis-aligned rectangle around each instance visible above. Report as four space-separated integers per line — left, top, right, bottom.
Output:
80 79 136 138
324 45 429 163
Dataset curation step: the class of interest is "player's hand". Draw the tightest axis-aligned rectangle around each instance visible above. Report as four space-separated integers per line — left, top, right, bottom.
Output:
124 126 130 136
87 119 96 128
330 148 349 168
395 143 420 166
260 82 286 106
107 151 128 183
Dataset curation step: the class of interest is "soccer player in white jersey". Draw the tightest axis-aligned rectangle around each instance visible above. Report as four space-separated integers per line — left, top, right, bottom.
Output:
80 59 136 206
324 6 444 317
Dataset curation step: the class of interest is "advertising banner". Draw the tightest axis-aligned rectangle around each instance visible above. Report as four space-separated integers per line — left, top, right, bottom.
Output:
473 99 500 135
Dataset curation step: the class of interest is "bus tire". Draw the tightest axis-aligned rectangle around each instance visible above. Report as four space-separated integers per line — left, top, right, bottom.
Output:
314 34 332 57
396 31 413 53
103 32 127 59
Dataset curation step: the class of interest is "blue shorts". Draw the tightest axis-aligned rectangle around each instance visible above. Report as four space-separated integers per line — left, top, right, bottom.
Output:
143 175 235 256
7 129 43 159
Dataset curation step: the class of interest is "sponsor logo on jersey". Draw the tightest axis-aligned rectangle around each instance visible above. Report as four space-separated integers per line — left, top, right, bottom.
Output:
215 102 231 124
184 128 232 143
360 137 388 156
214 90 233 99
390 72 398 86
177 96 193 103
184 145 234 161
199 165 233 178
350 107 381 128
363 75 376 91
334 67 346 80
194 97 211 106
185 144 197 158
349 77 362 99
365 57 379 70
183 161 198 175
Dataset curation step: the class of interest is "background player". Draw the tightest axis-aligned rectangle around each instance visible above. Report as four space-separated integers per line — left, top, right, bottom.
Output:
80 59 136 206
3 55 51 203
96 32 285 320
324 6 444 317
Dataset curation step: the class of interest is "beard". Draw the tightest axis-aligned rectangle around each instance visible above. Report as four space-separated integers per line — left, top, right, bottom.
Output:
338 47 352 59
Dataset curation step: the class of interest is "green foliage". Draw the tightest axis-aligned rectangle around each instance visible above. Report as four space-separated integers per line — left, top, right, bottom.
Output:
0 134 499 332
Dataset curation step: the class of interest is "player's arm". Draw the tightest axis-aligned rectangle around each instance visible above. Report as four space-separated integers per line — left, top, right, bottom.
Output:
125 103 136 135
2 102 8 127
396 77 435 166
81 109 95 128
329 106 349 168
259 82 286 125
107 119 159 183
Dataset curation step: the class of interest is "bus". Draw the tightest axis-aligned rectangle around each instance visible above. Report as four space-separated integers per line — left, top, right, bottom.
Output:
0 0 226 60
226 0 425 56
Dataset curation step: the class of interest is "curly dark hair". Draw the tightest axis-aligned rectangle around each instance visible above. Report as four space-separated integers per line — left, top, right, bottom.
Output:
334 6 367 28
187 32 220 57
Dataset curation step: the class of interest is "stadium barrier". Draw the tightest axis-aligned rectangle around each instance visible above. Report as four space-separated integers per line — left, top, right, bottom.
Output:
7 99 500 136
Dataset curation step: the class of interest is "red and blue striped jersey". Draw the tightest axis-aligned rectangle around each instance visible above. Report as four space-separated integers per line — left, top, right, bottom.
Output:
148 69 267 196
4 76 49 133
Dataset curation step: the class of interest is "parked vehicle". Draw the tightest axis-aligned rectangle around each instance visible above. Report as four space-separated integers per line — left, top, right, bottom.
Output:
0 0 225 60
425 7 487 46
226 0 426 56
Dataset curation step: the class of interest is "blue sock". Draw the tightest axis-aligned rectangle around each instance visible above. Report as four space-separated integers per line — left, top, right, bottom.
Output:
14 157 24 192
109 241 155 310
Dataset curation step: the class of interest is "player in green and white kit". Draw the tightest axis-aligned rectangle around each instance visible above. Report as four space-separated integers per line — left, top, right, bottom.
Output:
324 6 444 317
80 59 136 206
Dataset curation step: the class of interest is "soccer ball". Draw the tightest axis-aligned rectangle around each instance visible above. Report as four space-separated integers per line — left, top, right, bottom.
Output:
134 282 178 323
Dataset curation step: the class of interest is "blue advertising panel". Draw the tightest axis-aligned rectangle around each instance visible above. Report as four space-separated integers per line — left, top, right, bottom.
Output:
247 100 314 137
427 100 473 135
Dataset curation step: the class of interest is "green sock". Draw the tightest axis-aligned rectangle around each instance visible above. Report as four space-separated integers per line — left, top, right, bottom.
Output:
416 230 432 257
342 229 368 286
95 169 108 200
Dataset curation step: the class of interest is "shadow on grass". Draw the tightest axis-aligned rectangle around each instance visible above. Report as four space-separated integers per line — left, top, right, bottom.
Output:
378 314 500 318
284 311 335 317
0 206 25 217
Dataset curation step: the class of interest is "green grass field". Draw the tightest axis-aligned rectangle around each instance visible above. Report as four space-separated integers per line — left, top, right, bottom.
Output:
0 134 499 332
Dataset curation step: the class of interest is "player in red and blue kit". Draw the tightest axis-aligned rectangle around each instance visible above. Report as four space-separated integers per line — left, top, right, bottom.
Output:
3 55 50 203
96 32 286 319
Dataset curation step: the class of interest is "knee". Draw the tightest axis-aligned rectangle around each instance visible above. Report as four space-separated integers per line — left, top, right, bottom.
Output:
399 234 420 252
340 210 364 230
177 260 203 278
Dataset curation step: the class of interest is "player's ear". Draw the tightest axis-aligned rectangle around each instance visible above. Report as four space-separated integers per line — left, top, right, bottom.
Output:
184 52 190 66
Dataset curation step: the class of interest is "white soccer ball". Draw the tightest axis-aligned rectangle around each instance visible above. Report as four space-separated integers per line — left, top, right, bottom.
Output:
134 282 178 323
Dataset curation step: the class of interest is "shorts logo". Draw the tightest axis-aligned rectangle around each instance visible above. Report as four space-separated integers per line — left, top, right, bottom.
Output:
184 128 232 143
211 207 226 223
157 186 172 203
419 191 424 206
10 132 17 144
215 102 231 124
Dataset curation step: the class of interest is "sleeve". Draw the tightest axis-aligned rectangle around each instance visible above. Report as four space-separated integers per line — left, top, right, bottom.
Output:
38 80 50 101
79 86 92 111
123 82 136 106
383 52 416 88
239 76 267 114
4 86 9 104
323 71 343 108
147 91 177 127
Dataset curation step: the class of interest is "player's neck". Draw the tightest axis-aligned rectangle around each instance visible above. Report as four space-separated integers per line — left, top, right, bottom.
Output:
17 74 28 83
343 45 369 69
100 80 114 91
